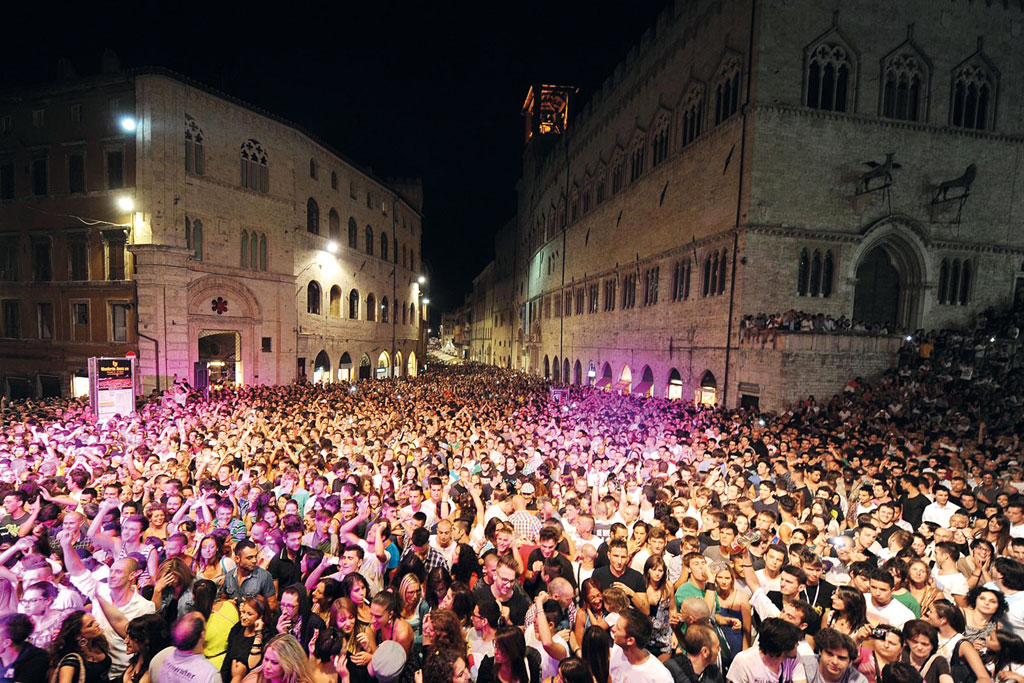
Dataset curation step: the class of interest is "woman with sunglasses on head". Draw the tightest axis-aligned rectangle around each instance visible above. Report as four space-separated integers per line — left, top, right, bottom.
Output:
963 585 1006 646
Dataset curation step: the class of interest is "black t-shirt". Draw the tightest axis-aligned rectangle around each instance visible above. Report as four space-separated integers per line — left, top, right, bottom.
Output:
4 643 49 683
477 585 532 625
802 579 836 613
591 565 646 594
0 511 28 544
524 549 577 595
900 494 931 528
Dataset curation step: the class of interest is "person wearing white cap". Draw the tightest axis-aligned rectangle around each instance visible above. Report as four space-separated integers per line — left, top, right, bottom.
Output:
369 640 408 683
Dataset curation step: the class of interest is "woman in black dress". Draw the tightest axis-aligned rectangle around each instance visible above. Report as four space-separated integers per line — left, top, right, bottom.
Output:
49 611 111 683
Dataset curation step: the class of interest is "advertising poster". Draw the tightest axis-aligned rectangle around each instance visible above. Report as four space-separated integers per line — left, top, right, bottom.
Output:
89 357 137 422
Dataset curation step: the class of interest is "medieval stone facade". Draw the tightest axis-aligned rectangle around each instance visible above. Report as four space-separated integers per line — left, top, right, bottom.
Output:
470 0 1024 410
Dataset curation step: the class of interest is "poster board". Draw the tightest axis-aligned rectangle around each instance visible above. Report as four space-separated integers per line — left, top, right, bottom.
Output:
89 357 137 422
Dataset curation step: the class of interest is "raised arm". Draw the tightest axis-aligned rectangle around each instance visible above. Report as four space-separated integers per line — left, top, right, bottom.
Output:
87 499 121 551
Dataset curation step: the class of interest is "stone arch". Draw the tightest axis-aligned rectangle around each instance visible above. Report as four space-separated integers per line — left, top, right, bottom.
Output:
667 368 683 399
563 358 570 384
407 351 417 377
377 351 390 378
543 355 550 379
574 359 582 385
338 351 353 381
395 351 403 378
187 276 262 321
552 355 560 382
313 350 331 383
699 370 717 388
617 364 633 392
358 353 372 380
849 216 930 330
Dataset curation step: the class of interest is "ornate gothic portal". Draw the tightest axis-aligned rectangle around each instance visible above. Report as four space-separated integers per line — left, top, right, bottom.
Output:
853 247 900 328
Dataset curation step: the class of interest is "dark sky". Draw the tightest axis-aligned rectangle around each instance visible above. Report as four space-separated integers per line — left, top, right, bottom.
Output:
1 0 671 320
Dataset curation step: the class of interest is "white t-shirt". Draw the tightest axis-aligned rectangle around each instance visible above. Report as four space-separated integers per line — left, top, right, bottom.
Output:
864 595 915 629
932 569 970 601
526 629 569 680
609 644 673 683
727 646 807 683
69 571 156 680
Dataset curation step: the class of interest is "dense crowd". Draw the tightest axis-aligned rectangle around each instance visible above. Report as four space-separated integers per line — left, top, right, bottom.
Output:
739 311 897 339
0 311 1023 683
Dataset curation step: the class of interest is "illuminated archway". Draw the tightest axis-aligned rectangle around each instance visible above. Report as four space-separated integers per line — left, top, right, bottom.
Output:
697 370 717 406
667 368 683 400
338 351 352 382
596 362 613 389
407 351 417 377
377 351 391 379
636 365 654 397
395 351 404 378
615 364 632 393
312 350 331 384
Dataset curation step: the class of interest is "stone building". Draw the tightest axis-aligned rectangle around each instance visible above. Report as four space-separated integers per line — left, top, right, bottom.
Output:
469 0 1024 410
0 67 425 398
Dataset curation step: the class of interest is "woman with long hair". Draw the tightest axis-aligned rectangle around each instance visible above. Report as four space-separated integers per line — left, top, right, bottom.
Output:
309 628 345 683
573 579 608 654
581 625 611 683
898 620 954 683
242 633 315 683
330 597 375 683
445 581 476 628
627 522 649 561
338 573 372 624
121 614 170 683
908 559 942 617
924 599 991 683
978 517 1012 557
190 578 239 670
49 611 111 683
425 567 453 611
711 566 750 652
450 544 481 587
151 556 196 625
963 586 1005 645
982 630 1024 680
398 573 425 649
476 624 541 683
638 554 675 660
192 534 233 587
224 597 270 683
827 585 870 638
310 578 343 626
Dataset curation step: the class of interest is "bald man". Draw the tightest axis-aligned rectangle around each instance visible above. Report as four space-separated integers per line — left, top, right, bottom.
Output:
525 577 578 632
60 530 155 681
150 612 220 683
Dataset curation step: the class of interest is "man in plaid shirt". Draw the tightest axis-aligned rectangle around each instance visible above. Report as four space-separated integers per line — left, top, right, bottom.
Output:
401 525 450 573
509 494 542 543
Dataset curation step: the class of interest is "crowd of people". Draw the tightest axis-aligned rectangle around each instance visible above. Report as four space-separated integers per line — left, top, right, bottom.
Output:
739 311 898 340
0 307 1023 683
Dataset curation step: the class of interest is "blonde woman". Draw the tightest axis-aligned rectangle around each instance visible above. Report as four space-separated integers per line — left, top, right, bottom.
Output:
242 633 315 683
398 573 425 649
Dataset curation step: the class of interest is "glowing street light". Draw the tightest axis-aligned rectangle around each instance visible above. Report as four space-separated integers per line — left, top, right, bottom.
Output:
417 275 426 285
423 298 430 305
117 196 135 212
120 116 137 132
326 241 338 253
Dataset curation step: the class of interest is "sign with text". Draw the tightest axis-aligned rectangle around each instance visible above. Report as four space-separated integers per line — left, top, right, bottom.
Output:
89 357 137 422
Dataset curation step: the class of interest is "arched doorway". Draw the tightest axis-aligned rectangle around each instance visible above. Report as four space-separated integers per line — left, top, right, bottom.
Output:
667 368 683 399
854 247 900 328
552 356 560 383
635 366 655 397
697 370 717 406
543 355 550 379
562 359 570 384
377 351 390 379
574 360 582 385
358 353 371 380
850 219 929 331
407 351 417 377
338 352 352 381
597 362 613 389
395 351 404 378
312 350 331 384
615 364 632 393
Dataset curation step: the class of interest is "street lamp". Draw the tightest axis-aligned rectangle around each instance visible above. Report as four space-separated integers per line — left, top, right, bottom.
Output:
120 116 137 132
117 196 135 212
417 275 426 285
326 240 338 253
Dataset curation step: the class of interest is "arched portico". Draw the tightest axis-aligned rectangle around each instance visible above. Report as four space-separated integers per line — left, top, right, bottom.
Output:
850 217 930 331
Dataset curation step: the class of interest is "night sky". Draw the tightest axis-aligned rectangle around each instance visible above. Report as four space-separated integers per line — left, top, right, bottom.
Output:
1 0 671 321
